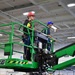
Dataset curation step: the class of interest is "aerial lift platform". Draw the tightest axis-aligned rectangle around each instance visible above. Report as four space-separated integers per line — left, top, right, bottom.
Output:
0 20 75 75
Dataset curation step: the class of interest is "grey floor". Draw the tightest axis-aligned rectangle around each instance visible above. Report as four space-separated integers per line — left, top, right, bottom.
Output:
0 69 75 75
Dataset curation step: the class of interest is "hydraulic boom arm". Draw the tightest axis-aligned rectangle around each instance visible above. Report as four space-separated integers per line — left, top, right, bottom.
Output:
46 43 75 71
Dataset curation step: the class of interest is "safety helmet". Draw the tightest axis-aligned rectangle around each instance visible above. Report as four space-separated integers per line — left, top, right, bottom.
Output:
27 12 35 17
47 21 53 25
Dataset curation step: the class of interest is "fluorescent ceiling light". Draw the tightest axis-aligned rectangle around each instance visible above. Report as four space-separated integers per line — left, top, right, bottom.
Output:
23 12 29 16
67 37 75 39
23 11 35 16
0 34 3 36
67 3 75 7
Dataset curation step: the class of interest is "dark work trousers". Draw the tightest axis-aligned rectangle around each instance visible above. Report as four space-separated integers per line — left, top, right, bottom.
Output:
22 36 31 60
47 38 51 52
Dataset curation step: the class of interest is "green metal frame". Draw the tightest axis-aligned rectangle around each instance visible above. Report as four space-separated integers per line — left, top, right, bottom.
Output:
0 20 54 71
1 20 75 72
0 58 38 72
47 43 75 71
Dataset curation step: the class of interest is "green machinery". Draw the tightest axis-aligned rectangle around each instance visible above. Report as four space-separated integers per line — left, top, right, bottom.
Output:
0 20 75 74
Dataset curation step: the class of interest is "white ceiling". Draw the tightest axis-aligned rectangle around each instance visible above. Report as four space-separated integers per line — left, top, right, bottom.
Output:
0 0 75 49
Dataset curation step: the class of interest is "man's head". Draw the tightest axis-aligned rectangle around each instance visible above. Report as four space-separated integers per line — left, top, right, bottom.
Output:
47 21 53 28
27 12 35 21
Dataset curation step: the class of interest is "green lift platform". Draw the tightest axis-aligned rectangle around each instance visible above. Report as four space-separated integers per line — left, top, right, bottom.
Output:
0 20 75 75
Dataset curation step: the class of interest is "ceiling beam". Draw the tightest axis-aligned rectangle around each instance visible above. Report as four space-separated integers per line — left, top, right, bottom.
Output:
0 21 7 24
52 31 74 36
0 0 9 2
29 0 49 13
58 27 75 30
4 2 14 7
59 0 75 18
64 24 70 28
39 15 74 23
0 10 22 23
1 3 33 12
55 20 75 24
1 0 14 7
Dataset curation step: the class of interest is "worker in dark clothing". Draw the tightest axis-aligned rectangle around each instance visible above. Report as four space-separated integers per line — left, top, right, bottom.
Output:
22 12 35 60
42 21 57 53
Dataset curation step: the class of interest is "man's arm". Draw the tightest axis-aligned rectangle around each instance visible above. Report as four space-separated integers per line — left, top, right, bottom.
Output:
47 35 56 41
23 20 29 31
51 25 57 32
